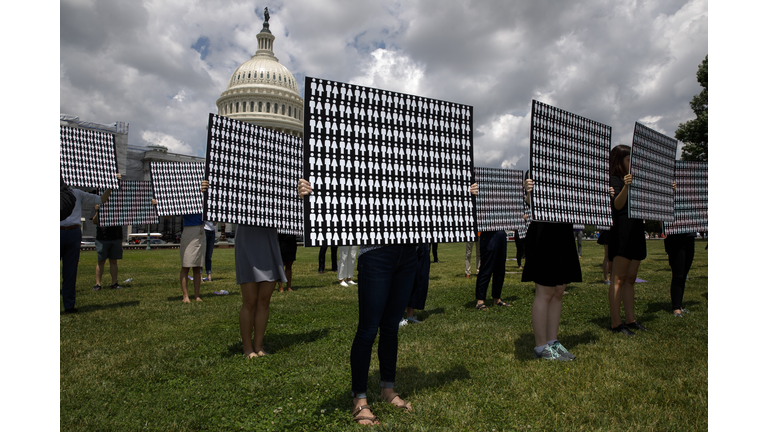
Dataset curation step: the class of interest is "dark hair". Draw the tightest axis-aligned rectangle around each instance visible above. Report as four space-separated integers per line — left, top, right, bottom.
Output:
609 145 631 178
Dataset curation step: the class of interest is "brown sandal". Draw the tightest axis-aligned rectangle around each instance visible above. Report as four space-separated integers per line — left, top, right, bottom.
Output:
352 404 380 425
384 392 413 412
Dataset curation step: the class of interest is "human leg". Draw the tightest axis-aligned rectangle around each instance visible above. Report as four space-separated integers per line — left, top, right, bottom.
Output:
546 285 566 342
192 267 202 301
252 281 276 354
61 228 81 310
338 246 351 282
475 234 494 305
377 247 416 407
109 259 118 286
284 261 294 290
532 284 557 347
318 246 327 272
609 256 631 328
602 245 611 283
490 232 507 302
464 242 472 275
240 282 258 355
180 267 191 302
330 246 338 271
622 260 641 325
205 229 215 278
95 260 106 288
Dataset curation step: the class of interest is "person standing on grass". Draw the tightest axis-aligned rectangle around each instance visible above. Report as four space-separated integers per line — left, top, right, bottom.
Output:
60 173 119 314
513 228 525 270
607 144 676 336
337 245 358 287
277 233 297 292
664 232 695 317
573 227 583 258
597 229 611 284
464 237 480 278
522 173 581 362
431 242 440 263
318 245 338 274
152 199 205 303
298 178 478 426
91 205 124 291
401 243 430 326
201 181 284 358
474 230 511 310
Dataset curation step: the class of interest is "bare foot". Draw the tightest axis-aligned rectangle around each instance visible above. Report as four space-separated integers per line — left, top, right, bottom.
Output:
286 287 293 292
196 297 203 302
182 297 191 303
245 352 259 359
278 287 284 293
256 350 269 357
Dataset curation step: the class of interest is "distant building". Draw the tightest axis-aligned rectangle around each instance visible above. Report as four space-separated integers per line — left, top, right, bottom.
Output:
216 11 304 137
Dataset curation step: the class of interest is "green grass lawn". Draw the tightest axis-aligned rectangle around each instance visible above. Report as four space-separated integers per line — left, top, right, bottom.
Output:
61 239 707 431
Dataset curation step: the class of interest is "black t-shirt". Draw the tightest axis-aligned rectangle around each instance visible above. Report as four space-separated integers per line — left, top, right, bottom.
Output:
94 211 123 241
609 175 629 218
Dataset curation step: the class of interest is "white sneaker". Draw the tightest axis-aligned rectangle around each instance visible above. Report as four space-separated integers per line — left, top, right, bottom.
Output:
399 319 408 327
347 280 357 285
340 281 349 287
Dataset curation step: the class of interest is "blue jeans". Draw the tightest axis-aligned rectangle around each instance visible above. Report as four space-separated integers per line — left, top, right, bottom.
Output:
475 231 507 301
350 245 417 396
60 228 82 310
204 229 216 274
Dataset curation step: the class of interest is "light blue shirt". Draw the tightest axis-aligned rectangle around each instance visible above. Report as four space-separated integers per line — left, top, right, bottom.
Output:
60 188 103 227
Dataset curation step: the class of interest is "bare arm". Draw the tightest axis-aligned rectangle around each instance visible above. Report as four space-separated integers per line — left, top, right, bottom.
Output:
613 174 632 210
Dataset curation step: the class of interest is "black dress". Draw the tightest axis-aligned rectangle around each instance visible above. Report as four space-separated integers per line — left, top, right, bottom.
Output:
608 175 646 261
522 222 582 287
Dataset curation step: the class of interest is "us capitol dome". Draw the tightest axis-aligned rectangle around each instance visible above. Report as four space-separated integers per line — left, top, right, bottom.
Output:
216 8 303 137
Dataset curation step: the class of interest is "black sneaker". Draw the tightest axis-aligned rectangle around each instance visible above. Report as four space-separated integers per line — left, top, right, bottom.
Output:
626 321 648 331
611 324 636 337
92 285 101 291
111 283 124 290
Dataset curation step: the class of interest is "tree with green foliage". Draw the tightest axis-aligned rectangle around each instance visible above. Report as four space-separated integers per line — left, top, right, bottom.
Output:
675 55 708 161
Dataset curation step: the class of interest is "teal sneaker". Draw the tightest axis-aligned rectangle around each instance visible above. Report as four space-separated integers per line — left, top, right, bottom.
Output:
551 341 576 360
534 345 571 362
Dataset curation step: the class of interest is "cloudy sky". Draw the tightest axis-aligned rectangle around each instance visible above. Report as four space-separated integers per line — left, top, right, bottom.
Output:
60 0 708 171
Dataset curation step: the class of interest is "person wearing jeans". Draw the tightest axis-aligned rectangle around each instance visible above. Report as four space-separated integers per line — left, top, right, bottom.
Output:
204 221 217 281
350 245 417 423
474 230 510 309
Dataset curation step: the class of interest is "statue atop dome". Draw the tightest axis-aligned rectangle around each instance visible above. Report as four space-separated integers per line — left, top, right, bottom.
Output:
264 7 270 23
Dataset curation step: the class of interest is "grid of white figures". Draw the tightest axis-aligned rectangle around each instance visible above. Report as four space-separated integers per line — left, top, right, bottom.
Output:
204 114 303 235
149 162 205 217
60 125 120 190
663 161 708 235
304 77 477 246
474 167 526 232
529 100 613 226
98 180 158 227
628 122 677 222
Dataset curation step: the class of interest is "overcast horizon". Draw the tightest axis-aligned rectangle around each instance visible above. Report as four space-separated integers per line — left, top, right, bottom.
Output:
60 0 708 171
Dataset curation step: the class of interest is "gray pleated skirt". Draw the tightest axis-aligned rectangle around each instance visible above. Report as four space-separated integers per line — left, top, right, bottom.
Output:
235 225 287 284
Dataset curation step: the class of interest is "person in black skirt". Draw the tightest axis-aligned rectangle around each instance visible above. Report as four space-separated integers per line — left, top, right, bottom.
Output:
597 229 611 284
522 175 580 361
664 232 695 317
607 145 675 336
607 145 646 336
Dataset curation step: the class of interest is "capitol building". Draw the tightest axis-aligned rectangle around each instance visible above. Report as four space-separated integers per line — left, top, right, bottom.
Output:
65 9 304 241
216 13 304 137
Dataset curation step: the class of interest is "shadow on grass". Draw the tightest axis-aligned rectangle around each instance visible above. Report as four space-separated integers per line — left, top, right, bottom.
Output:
223 329 330 358
68 301 140 314
316 364 473 413
417 308 446 321
513 331 599 361
166 291 234 301
702 292 707 300
643 300 702 315
462 296 520 310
